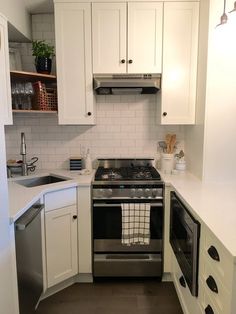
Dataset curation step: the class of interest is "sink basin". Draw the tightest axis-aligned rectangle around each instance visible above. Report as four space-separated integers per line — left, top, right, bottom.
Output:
16 175 69 188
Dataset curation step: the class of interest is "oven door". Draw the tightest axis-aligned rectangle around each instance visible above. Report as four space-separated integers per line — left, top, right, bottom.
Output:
93 200 163 253
170 192 200 296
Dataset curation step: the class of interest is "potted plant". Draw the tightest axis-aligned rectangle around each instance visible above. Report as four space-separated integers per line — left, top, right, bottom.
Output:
32 40 55 74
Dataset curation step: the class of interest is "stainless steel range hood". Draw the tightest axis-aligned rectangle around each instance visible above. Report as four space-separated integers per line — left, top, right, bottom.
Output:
93 74 161 95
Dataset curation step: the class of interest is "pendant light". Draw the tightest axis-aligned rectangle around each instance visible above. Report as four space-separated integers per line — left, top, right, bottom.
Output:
229 1 236 13
216 0 228 27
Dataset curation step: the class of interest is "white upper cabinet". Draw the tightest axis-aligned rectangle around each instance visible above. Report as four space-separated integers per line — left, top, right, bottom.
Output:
92 3 127 74
128 2 163 74
160 2 199 125
54 3 95 125
92 2 163 74
0 14 12 125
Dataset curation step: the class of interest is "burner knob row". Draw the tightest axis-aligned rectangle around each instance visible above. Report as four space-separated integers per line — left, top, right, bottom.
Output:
96 188 113 198
130 188 161 198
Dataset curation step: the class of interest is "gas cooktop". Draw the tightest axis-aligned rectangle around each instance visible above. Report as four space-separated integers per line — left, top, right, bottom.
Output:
94 159 161 182
95 166 161 181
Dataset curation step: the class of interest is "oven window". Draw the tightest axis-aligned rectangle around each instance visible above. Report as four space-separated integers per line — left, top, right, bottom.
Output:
93 204 163 240
170 192 200 297
171 208 193 266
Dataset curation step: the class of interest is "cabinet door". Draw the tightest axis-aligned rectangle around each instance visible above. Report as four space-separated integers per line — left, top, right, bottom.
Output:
92 3 127 74
0 14 12 125
55 3 94 125
45 205 78 288
128 2 163 74
161 2 199 125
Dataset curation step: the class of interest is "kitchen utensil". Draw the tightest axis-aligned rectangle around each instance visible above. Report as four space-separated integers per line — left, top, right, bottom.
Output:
158 141 167 152
165 134 172 154
169 134 176 154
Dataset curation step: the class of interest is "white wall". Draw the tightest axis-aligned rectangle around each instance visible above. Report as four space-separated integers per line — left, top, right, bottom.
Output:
184 0 209 179
5 14 185 170
202 0 236 183
0 0 31 40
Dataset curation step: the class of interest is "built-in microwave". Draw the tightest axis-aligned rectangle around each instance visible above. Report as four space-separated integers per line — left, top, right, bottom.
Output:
170 191 200 297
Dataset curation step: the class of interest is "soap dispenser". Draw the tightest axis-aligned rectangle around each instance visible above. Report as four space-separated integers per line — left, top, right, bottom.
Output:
85 149 92 171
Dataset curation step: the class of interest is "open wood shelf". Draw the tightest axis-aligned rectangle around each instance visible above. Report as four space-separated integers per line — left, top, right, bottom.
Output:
10 70 56 82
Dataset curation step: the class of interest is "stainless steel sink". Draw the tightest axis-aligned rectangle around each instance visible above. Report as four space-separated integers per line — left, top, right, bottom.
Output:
16 175 69 188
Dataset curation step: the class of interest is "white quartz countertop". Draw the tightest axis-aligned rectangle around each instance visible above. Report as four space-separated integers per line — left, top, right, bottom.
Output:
160 171 236 260
9 167 236 260
8 169 95 223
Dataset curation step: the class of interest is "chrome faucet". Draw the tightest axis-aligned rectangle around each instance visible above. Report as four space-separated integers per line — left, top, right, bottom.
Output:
20 132 38 176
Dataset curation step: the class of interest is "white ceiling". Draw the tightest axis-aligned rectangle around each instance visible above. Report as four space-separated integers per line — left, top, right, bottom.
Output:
24 0 54 14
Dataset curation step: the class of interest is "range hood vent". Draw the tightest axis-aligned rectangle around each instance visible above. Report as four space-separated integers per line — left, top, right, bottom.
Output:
93 74 161 95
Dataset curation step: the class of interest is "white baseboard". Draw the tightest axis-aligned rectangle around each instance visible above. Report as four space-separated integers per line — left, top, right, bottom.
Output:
162 272 172 282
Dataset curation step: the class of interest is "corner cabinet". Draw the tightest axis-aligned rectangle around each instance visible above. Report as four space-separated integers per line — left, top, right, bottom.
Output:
44 188 78 288
0 14 12 125
92 2 163 74
54 2 95 125
159 2 199 125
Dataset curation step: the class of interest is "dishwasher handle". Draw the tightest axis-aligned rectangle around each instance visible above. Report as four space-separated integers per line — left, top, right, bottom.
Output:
15 204 44 231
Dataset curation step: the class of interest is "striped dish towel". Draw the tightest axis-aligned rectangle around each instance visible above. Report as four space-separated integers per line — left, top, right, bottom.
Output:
121 203 150 246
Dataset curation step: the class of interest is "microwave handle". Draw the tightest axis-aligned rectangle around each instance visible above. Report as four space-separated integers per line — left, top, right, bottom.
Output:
93 202 163 208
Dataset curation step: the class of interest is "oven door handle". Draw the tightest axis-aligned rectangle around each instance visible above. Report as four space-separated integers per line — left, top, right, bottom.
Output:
93 202 163 208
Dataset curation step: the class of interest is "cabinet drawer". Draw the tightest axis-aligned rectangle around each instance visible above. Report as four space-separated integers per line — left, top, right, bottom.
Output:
202 261 230 313
204 230 233 289
44 187 76 212
199 279 221 314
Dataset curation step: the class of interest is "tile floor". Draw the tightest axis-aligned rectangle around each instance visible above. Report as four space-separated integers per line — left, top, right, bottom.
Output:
36 280 183 314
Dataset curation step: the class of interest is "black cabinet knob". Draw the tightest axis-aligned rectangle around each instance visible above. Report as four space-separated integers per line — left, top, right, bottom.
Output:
163 112 167 116
207 246 220 262
73 215 77 220
121 59 125 63
87 112 92 116
179 275 186 288
205 305 214 314
206 276 218 294
128 59 133 64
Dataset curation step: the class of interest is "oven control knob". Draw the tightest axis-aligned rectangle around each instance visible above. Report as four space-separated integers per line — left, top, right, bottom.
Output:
131 188 136 198
97 189 104 198
152 188 160 198
137 188 143 198
105 188 113 198
144 188 152 198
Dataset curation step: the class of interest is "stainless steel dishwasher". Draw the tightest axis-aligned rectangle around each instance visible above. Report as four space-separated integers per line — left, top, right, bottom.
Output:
15 203 44 314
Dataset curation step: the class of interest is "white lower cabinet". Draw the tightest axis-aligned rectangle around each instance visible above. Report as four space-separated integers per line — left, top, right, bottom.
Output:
168 188 236 314
45 205 78 288
171 252 201 314
44 187 78 288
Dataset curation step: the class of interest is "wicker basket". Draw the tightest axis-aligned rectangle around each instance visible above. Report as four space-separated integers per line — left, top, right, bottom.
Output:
32 81 57 111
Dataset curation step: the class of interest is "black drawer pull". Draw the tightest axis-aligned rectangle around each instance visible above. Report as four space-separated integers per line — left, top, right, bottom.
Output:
205 305 214 314
179 275 186 288
73 215 77 220
207 246 220 262
206 276 218 294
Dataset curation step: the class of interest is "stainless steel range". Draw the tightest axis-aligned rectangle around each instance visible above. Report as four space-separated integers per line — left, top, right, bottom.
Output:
92 159 164 278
